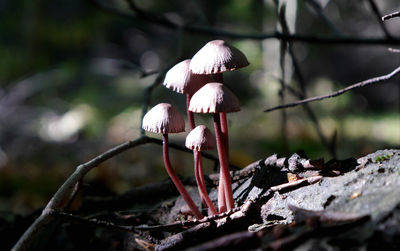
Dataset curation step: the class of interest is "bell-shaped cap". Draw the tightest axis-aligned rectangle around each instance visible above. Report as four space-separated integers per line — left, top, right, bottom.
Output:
189 82 240 113
185 125 215 151
190 40 249 74
142 103 185 134
163 59 212 95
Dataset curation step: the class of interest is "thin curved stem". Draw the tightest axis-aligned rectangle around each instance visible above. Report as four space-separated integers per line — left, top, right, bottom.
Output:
217 179 227 213
186 93 196 130
213 114 234 210
186 93 206 205
215 73 230 211
163 134 203 219
219 112 229 157
193 150 206 207
194 151 217 215
215 73 229 157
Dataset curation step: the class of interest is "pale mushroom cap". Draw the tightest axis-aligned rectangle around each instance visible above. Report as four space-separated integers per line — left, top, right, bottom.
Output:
188 82 240 113
163 59 212 95
185 125 215 151
190 40 249 74
142 103 185 134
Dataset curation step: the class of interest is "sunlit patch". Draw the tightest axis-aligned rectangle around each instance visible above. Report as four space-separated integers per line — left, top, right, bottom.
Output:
343 115 400 144
106 108 142 144
90 58 121 76
140 51 159 72
38 104 93 142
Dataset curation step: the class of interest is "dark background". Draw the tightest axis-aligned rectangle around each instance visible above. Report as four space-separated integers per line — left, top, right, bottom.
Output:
0 0 399 216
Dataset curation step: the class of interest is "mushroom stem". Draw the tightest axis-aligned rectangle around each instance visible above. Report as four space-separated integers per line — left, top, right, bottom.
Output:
186 94 196 130
220 112 229 157
194 150 217 215
162 134 203 219
215 73 229 157
186 93 209 207
217 178 227 213
213 114 234 210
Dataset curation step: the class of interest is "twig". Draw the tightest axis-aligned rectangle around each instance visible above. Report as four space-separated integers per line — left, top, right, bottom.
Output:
135 208 239 232
277 2 336 158
277 4 289 154
91 0 400 45
270 176 322 193
286 45 336 156
11 135 233 251
140 72 168 136
48 210 136 232
264 66 400 112
11 137 150 251
305 0 342 35
382 11 400 21
65 179 82 211
367 0 393 38
139 30 183 136
191 231 259 250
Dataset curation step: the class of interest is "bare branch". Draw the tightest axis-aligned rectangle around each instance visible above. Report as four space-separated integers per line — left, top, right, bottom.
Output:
11 133 234 251
276 2 336 157
65 179 82 211
264 66 400 112
90 0 400 46
48 210 136 233
11 136 150 251
367 0 393 38
305 0 342 35
277 4 289 153
382 11 400 21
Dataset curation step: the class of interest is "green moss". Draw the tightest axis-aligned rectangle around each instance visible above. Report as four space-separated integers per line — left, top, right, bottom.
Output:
373 154 392 163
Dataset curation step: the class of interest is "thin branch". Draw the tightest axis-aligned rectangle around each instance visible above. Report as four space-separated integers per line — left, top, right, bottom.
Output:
367 0 393 38
91 0 400 46
277 4 289 154
264 66 400 112
48 210 136 233
139 28 183 136
140 72 166 136
382 11 400 21
305 0 342 35
279 8 336 157
276 2 336 157
65 179 82 211
270 176 322 192
11 136 150 251
12 134 234 251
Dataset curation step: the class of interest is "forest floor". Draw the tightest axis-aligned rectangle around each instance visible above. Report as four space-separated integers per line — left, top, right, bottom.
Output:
3 149 400 250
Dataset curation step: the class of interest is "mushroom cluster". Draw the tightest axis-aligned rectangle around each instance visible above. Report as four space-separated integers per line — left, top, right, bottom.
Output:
142 40 248 218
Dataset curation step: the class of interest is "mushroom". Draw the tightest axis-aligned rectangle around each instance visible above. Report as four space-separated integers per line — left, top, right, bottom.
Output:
190 39 249 170
190 40 249 75
163 60 213 207
189 83 240 212
163 59 212 130
142 103 203 219
185 125 218 215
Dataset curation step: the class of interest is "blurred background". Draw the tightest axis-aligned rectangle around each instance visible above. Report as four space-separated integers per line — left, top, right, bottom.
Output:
0 0 399 215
